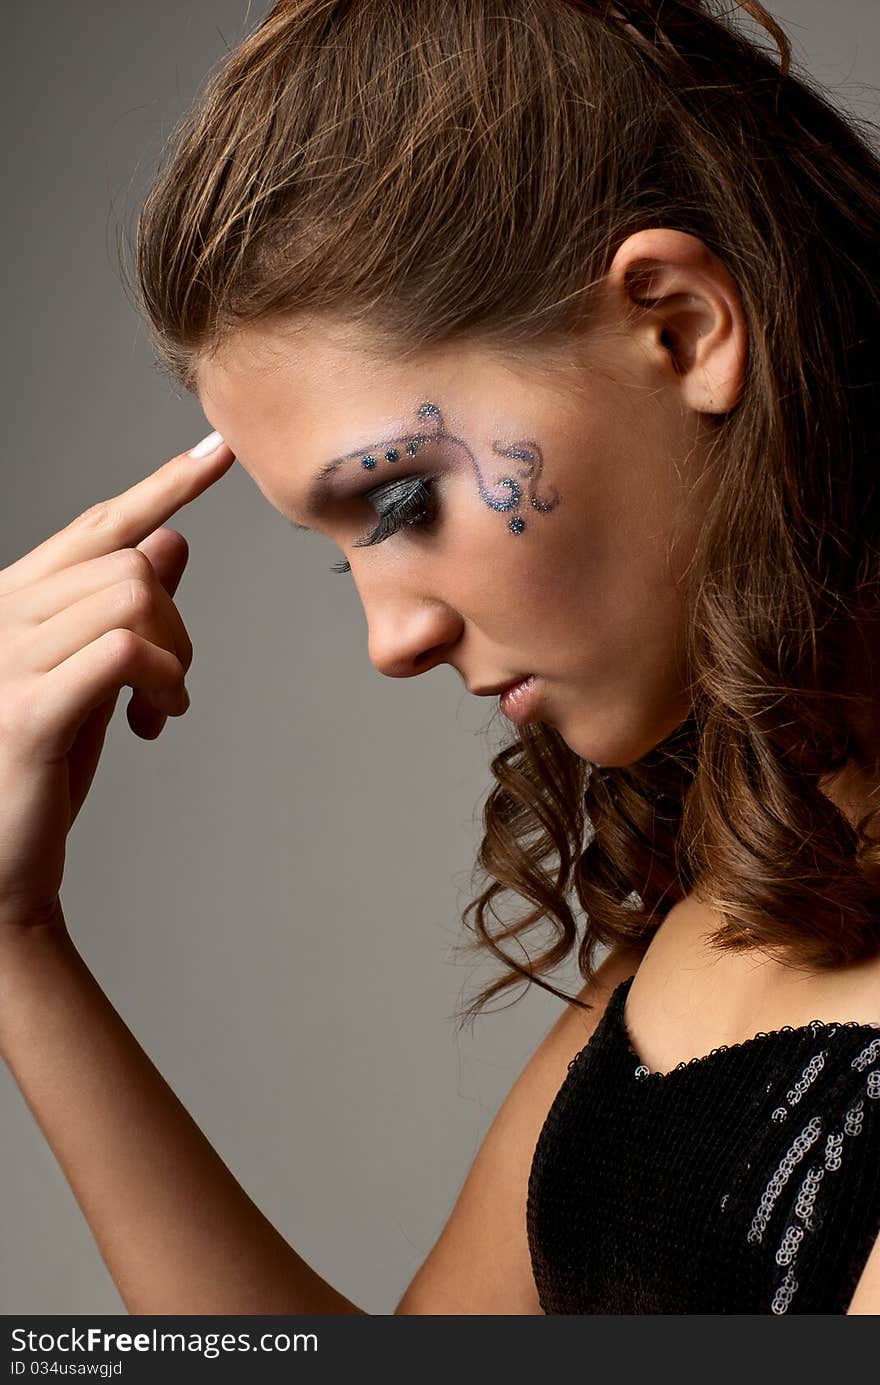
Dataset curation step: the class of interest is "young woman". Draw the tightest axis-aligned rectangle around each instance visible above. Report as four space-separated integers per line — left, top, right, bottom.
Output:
1 0 879 1315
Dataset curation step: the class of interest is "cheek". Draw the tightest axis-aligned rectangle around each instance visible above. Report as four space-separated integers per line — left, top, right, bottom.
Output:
456 475 689 675
450 491 589 636
442 426 681 642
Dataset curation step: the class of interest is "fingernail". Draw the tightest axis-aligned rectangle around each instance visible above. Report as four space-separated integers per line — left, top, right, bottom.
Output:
187 429 225 458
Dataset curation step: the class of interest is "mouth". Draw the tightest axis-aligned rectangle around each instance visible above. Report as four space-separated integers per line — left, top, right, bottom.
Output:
498 675 542 726
468 675 535 696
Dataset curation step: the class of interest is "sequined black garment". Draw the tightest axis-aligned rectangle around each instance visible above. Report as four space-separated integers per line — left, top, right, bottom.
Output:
526 974 880 1314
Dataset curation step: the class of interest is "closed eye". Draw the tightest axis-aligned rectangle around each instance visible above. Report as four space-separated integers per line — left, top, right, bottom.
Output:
330 476 440 573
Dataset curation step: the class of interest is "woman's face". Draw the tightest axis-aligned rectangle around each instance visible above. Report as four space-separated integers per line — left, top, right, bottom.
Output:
196 229 747 767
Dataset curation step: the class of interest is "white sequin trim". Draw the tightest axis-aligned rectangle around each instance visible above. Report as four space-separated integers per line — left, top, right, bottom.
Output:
793 1165 825 1230
771 1265 799 1314
775 1222 805 1266
786 1050 826 1106
844 1099 864 1136
765 1082 872 1313
747 1116 823 1246
851 1037 880 1072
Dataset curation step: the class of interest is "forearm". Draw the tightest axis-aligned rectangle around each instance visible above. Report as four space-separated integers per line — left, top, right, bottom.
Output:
0 916 366 1315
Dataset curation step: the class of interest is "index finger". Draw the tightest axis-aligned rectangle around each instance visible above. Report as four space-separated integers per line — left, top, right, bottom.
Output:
2 433 236 591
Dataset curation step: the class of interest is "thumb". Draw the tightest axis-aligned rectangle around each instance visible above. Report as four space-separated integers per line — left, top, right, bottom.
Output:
135 527 190 600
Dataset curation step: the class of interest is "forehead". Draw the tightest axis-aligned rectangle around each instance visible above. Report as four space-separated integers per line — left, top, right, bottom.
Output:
197 319 371 408
194 316 579 410
196 320 472 440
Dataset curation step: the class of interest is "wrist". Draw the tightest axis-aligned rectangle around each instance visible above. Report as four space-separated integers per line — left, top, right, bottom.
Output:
0 909 81 1062
0 903 75 972
0 895 67 932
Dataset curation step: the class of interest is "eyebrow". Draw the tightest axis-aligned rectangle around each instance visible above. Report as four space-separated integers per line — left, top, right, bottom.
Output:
287 458 347 532
286 421 429 532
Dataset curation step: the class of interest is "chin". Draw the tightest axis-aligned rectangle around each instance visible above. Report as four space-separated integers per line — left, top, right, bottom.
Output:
554 714 676 770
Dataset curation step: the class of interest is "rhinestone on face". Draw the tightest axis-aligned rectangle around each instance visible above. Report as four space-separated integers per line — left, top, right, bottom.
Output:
361 455 377 469
385 449 399 462
509 516 526 534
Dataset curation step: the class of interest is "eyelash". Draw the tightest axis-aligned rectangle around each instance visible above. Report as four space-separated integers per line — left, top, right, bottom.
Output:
329 476 440 574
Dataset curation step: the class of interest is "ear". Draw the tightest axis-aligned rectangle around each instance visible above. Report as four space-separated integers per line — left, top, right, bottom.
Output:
608 227 749 415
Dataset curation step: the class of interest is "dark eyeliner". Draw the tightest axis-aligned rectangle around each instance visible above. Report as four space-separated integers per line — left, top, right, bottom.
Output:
329 476 438 574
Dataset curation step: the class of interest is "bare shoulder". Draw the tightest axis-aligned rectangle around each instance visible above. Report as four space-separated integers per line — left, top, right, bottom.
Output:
847 1226 880 1314
394 942 643 1315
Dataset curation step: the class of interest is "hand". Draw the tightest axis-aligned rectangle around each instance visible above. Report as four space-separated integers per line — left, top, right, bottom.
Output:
0 434 235 929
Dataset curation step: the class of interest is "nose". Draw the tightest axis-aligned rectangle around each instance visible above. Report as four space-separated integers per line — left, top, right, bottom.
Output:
365 596 464 679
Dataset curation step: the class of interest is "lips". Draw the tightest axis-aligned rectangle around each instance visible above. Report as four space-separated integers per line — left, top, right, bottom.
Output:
469 675 534 696
498 675 541 725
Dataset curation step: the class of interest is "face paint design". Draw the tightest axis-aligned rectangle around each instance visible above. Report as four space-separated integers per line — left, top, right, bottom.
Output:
330 401 561 571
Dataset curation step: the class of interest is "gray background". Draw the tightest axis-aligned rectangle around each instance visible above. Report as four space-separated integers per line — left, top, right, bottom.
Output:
2 1 877 1315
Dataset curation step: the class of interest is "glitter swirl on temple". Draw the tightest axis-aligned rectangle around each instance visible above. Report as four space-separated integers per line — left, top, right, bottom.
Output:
346 401 560 536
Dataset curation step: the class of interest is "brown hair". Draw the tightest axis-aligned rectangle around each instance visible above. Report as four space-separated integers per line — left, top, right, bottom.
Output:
132 0 880 1026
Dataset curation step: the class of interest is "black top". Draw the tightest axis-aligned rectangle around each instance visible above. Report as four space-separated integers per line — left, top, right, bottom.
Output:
526 973 880 1314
